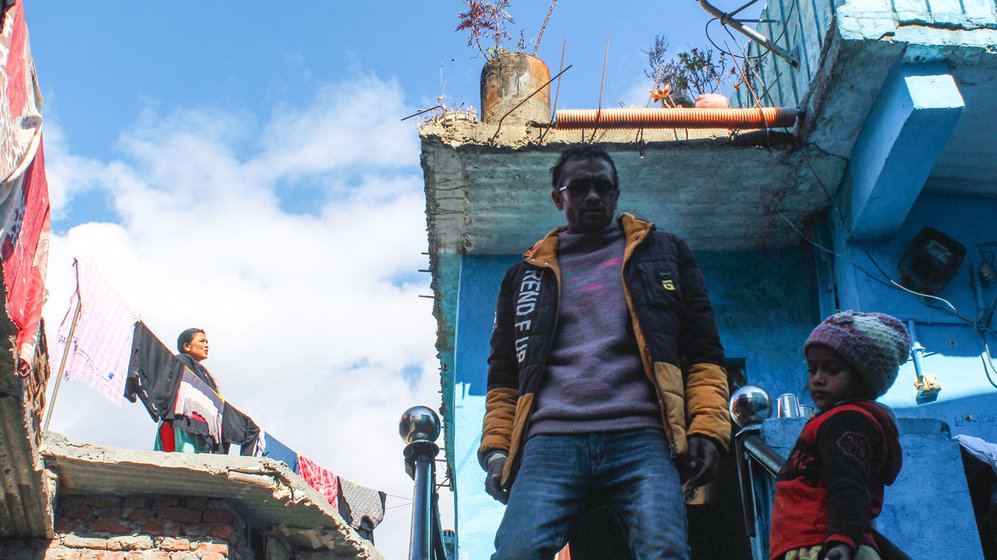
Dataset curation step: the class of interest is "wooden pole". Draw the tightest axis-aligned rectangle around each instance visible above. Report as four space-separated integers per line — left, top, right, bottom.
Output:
42 262 82 432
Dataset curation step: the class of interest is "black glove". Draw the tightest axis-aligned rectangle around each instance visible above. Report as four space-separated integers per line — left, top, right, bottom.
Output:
683 436 720 489
484 452 509 504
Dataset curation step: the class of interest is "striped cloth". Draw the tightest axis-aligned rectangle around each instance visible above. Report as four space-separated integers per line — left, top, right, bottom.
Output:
53 258 136 404
173 368 224 444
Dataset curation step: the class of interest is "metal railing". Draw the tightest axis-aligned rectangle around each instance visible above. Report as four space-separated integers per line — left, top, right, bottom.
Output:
400 406 450 560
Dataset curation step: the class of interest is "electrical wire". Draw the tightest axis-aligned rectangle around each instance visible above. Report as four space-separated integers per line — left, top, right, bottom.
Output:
797 151 993 331
701 0 796 108
704 0 792 64
777 213 895 292
980 332 997 390
795 150 997 393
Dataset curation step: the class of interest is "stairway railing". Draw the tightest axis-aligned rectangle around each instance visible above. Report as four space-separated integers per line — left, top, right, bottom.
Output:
400 406 450 560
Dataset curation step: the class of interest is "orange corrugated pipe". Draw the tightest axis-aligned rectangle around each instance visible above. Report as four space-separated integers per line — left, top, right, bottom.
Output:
554 107 798 130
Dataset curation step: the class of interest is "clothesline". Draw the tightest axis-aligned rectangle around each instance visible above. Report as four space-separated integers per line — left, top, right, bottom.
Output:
122 318 389 541
48 261 392 543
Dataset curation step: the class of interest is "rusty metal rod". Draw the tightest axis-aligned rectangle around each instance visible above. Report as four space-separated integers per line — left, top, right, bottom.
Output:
401 105 444 122
490 64 572 143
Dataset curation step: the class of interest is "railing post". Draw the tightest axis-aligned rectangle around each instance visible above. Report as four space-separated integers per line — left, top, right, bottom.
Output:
729 386 774 560
400 406 442 560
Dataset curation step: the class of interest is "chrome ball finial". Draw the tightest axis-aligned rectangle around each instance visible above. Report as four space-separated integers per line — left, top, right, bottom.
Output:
729 385 773 428
399 406 441 445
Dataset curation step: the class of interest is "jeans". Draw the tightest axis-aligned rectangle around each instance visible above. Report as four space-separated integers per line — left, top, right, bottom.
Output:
492 429 689 560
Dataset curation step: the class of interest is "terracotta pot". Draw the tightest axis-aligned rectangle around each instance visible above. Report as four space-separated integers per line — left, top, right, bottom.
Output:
480 52 551 124
694 93 730 108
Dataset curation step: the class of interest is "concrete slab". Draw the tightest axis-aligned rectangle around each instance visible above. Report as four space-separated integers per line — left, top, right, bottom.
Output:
40 433 384 560
421 123 843 256
846 65 965 240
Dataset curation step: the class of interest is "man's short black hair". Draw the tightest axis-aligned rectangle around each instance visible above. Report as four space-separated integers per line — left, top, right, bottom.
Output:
550 144 619 190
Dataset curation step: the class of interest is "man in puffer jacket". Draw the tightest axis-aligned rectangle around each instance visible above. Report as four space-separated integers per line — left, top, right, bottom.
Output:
480 144 730 560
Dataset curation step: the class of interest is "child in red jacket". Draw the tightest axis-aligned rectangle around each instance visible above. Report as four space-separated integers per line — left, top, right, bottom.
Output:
770 311 909 560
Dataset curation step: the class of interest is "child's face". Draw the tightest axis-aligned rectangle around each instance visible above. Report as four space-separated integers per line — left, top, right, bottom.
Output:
806 345 862 411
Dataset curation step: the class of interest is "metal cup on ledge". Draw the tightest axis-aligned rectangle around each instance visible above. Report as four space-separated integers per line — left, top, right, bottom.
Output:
776 393 801 418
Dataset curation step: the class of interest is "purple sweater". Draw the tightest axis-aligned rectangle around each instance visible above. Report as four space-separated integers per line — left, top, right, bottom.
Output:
529 222 662 436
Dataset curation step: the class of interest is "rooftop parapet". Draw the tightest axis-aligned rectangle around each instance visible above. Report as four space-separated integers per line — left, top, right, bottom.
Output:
735 0 996 196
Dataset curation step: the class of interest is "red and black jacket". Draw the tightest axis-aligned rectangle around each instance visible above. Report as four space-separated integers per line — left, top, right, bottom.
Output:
769 400 903 559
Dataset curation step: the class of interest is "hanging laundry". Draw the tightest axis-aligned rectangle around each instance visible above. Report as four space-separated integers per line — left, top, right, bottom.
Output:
0 0 45 371
173 368 224 444
51 258 136 405
253 430 299 473
298 455 340 508
221 402 260 456
337 477 387 542
0 137 49 369
955 434 997 473
124 321 185 421
0 0 43 184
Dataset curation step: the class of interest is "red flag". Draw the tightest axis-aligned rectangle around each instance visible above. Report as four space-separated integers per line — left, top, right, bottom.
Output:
1 138 50 368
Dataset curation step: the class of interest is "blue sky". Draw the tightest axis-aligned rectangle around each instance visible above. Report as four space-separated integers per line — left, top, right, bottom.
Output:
27 2 762 557
32 1 760 161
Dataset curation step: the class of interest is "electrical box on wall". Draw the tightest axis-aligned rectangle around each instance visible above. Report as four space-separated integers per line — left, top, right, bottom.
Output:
898 227 966 294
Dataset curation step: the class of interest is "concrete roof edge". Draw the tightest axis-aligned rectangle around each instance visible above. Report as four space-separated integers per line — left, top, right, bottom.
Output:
419 120 802 153
40 433 384 560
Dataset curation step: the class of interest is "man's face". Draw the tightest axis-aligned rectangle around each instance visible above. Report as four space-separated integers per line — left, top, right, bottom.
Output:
552 157 619 233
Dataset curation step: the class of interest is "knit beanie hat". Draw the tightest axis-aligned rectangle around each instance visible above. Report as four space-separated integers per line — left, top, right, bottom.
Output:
804 311 911 398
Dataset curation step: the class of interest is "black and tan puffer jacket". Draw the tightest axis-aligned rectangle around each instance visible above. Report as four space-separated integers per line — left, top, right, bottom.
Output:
479 213 731 487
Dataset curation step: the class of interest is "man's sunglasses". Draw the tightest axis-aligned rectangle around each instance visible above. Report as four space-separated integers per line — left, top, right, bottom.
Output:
558 179 618 198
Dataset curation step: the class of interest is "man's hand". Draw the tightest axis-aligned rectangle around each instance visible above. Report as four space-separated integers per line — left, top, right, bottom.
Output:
823 543 853 560
484 453 509 504
683 436 719 489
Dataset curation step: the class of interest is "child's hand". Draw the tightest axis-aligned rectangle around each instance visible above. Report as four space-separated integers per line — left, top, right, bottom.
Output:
823 543 853 560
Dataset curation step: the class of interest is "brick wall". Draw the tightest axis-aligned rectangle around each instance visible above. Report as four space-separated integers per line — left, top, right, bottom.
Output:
23 318 52 445
0 494 254 560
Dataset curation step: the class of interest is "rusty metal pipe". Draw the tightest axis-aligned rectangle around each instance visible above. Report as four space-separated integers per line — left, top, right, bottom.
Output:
554 107 798 130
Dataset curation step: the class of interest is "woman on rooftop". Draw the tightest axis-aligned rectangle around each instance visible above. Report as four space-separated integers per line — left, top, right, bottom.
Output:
153 328 224 454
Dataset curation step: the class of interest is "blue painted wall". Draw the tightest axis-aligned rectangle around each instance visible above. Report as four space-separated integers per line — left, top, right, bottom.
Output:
452 255 518 559
828 191 997 440
697 248 820 397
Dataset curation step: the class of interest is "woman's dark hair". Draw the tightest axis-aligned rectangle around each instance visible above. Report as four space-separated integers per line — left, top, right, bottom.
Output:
549 144 619 190
176 327 218 389
177 328 205 354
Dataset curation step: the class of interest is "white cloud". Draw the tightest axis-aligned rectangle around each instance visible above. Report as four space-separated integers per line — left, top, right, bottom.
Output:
41 74 448 560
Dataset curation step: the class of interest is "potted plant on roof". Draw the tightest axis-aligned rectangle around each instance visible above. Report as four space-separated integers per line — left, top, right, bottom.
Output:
457 0 557 124
643 34 736 109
